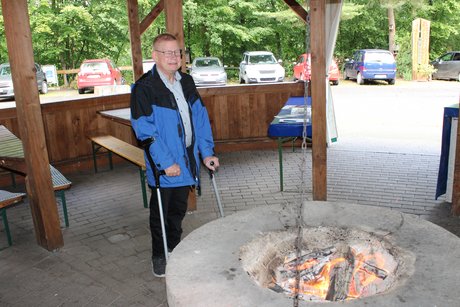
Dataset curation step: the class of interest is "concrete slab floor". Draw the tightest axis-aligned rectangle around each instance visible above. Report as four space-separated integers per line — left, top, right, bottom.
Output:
0 146 459 306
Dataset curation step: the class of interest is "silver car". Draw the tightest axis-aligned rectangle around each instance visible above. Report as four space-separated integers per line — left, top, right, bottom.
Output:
190 57 227 86
431 51 460 81
0 63 48 99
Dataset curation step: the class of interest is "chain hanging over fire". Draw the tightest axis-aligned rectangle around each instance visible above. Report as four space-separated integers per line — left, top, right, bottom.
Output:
287 0 397 303
292 0 312 305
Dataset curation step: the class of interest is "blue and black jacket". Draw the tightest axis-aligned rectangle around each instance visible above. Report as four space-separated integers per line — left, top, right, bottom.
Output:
130 65 215 188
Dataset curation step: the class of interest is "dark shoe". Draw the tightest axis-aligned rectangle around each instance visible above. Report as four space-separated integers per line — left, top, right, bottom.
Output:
152 256 166 277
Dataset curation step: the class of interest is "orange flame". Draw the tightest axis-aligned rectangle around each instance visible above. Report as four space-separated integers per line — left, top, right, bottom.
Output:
278 248 390 301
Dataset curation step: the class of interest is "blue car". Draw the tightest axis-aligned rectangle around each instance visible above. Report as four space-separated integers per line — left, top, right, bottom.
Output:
344 49 397 85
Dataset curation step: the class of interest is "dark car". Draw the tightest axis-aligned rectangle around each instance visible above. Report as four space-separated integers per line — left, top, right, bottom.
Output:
77 59 123 94
0 62 48 99
431 51 460 81
344 49 397 85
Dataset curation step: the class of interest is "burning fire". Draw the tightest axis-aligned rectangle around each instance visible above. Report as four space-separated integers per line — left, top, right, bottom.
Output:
271 244 396 301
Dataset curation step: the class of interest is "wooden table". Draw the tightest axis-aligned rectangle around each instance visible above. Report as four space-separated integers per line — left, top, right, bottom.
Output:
267 97 312 192
0 125 27 174
98 108 131 126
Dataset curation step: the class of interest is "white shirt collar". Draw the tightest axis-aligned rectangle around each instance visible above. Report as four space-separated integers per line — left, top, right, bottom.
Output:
155 65 182 85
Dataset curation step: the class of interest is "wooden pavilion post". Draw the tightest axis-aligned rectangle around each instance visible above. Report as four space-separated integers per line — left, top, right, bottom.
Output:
164 0 186 72
452 95 460 216
310 0 327 200
1 0 63 250
127 0 144 81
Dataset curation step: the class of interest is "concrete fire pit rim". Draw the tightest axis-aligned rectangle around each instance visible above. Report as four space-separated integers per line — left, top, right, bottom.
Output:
166 201 460 307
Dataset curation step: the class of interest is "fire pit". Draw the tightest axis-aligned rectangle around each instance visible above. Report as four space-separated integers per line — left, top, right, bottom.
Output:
240 227 411 302
166 201 460 306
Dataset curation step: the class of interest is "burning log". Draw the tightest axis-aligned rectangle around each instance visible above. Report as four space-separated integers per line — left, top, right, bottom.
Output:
268 283 285 293
271 244 391 301
360 261 388 280
277 251 335 280
284 246 336 267
325 248 355 301
298 254 334 281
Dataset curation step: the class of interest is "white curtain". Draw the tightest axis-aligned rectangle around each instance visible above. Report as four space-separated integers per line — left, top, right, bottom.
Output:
324 0 343 144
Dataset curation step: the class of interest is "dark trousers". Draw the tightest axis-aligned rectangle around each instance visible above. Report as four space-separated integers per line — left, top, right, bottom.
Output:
149 186 189 258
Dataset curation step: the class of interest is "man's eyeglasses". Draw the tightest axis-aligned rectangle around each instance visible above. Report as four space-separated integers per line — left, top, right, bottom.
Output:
155 49 182 58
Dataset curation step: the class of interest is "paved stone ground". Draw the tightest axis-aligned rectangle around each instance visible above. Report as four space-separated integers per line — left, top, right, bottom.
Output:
0 144 459 306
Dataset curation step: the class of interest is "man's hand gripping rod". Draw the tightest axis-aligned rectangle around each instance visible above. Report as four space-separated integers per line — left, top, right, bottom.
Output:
209 161 224 218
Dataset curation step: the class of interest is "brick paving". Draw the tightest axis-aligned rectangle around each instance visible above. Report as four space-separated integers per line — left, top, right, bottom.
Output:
0 144 459 306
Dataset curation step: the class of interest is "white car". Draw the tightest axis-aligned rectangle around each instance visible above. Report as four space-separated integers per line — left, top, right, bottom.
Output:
142 59 155 73
239 51 285 84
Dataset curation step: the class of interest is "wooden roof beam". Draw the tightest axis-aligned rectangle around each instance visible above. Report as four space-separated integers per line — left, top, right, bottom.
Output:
140 0 164 35
283 0 308 24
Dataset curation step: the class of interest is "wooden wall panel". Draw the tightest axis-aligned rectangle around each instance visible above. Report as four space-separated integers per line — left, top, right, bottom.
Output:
215 95 230 140
239 94 251 138
0 82 303 171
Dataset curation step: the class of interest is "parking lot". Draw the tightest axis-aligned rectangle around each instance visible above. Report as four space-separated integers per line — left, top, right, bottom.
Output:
331 79 459 155
1 79 459 157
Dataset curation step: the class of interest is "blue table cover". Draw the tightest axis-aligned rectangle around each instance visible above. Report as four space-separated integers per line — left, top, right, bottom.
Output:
268 96 312 138
436 105 459 199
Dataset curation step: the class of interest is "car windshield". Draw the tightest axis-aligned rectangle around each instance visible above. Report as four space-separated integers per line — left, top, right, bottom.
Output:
248 54 276 64
195 59 221 67
365 52 394 63
81 62 109 73
0 66 11 76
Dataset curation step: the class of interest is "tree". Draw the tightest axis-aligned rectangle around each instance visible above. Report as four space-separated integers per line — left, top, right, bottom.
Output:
0 0 459 84
336 1 388 59
378 0 427 54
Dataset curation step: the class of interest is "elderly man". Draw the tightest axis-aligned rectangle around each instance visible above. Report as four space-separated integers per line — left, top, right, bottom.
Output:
130 33 219 277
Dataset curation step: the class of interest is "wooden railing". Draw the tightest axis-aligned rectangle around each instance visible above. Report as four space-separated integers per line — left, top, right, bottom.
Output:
0 82 304 172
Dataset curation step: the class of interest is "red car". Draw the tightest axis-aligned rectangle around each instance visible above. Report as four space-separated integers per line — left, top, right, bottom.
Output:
77 59 123 94
293 53 339 85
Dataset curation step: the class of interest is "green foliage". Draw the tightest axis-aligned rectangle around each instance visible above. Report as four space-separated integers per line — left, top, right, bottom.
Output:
183 0 306 69
336 1 391 59
0 15 6 63
416 63 436 79
337 0 460 79
0 0 458 84
416 0 460 59
394 33 412 80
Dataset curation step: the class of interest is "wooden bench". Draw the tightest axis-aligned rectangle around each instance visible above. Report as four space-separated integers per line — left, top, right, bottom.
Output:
50 165 71 227
89 135 148 208
0 125 72 228
0 190 26 246
7 165 71 227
